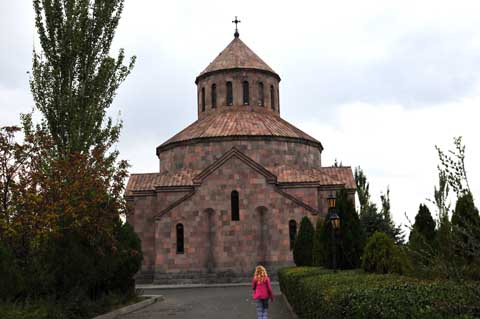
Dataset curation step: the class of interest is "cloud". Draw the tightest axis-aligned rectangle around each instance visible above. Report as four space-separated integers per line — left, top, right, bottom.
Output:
300 98 480 228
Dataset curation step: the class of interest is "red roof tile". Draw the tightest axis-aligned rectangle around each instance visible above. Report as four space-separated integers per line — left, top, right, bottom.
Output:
198 37 277 79
158 109 321 151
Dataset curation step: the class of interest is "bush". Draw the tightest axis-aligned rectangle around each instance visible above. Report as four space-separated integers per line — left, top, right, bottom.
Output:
362 232 409 274
279 267 480 319
293 216 315 266
0 243 23 301
312 219 327 266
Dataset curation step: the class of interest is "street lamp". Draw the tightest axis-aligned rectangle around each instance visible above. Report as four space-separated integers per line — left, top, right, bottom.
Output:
327 194 340 272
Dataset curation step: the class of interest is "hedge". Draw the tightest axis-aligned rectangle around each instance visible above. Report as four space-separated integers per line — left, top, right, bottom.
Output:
279 267 480 319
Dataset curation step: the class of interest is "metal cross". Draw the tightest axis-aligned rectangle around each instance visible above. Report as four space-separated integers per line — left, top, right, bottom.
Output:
232 16 241 37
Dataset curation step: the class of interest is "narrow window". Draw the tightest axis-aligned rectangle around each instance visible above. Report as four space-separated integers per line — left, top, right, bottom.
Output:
289 220 297 250
231 190 239 221
201 87 206 112
270 85 275 110
226 81 233 106
211 84 217 108
258 82 264 106
243 81 249 105
176 223 184 254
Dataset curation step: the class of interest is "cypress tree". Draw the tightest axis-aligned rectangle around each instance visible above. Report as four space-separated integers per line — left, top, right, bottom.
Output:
312 218 327 266
410 204 436 244
293 216 315 266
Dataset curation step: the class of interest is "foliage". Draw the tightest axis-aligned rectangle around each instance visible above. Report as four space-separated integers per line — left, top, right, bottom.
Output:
435 136 470 196
31 0 135 155
355 167 404 243
409 137 480 281
362 232 409 274
279 266 480 319
312 219 326 266
410 204 436 244
293 216 315 266
321 189 365 269
0 242 24 301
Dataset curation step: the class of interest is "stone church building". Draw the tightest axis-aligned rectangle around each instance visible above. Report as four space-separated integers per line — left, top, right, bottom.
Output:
126 29 355 283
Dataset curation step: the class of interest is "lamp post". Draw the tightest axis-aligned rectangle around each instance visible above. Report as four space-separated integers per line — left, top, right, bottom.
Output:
327 194 340 272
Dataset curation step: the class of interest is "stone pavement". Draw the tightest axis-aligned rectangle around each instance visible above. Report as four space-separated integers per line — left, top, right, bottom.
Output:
124 283 294 319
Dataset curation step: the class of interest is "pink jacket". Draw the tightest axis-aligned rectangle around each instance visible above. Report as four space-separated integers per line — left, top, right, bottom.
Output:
252 277 274 300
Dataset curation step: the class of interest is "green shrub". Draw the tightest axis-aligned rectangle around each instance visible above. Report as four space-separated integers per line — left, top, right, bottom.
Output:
362 232 408 274
312 219 327 266
293 216 315 266
279 266 480 319
0 243 24 301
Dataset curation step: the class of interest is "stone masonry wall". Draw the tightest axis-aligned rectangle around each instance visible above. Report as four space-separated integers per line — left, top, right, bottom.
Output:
159 139 322 174
153 156 317 282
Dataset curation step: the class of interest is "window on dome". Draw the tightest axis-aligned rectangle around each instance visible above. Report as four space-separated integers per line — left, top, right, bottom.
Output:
243 81 249 105
258 82 264 106
231 190 239 221
211 84 217 108
176 223 184 254
227 81 233 106
201 87 206 112
289 220 297 250
270 85 275 110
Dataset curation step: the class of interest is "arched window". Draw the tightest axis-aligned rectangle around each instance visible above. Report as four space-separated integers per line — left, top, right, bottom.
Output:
201 87 206 112
176 223 184 254
211 84 217 108
270 85 275 110
258 82 264 106
231 190 239 221
243 81 250 105
289 220 297 250
226 81 233 106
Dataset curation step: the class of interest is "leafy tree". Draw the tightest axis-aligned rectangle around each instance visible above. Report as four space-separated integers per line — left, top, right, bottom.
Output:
435 136 471 196
293 216 315 266
31 0 135 155
410 204 436 244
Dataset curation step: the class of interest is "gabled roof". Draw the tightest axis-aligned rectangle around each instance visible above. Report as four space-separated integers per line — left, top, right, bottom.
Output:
196 37 279 81
157 109 322 153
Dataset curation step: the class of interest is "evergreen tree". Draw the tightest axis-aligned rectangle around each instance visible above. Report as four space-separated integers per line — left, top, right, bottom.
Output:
410 204 436 244
355 166 371 215
452 192 480 230
293 216 315 266
312 218 327 266
322 189 365 269
380 187 404 244
31 0 136 155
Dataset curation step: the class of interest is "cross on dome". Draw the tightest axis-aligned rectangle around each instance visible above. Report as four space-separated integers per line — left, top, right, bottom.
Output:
232 16 241 38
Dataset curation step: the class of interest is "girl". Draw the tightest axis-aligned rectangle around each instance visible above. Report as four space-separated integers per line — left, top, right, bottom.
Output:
252 265 274 319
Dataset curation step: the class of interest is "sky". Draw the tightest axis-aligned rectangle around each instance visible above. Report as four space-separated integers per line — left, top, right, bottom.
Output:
1 0 480 234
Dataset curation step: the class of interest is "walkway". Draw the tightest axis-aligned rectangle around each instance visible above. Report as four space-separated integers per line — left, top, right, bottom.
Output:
124 283 294 319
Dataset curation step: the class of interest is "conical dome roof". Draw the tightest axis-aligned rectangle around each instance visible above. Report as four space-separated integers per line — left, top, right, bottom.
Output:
196 37 279 82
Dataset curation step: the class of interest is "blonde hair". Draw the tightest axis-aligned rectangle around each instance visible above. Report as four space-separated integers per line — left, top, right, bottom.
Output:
254 265 268 283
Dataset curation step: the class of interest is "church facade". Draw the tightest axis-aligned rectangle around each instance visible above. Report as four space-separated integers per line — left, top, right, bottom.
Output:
126 31 355 283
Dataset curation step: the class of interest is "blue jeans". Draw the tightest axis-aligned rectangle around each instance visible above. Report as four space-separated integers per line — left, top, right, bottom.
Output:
256 299 268 319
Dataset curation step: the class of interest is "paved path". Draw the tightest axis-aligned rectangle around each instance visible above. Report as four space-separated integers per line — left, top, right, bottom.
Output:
124 284 294 319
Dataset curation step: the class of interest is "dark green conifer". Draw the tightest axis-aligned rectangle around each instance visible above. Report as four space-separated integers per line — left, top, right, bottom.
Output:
293 216 315 266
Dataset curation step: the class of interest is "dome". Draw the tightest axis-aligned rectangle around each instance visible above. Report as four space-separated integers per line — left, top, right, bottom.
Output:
157 108 322 153
196 37 280 83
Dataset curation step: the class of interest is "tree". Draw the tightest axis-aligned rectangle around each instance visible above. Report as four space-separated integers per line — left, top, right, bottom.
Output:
380 187 404 244
362 232 409 274
354 166 371 215
410 204 436 244
312 219 327 266
293 216 315 266
31 0 135 155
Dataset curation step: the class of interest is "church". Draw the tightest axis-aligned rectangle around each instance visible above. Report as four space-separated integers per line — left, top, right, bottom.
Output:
126 23 355 284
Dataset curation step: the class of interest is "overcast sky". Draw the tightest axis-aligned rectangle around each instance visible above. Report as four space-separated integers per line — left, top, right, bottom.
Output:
1 0 479 233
